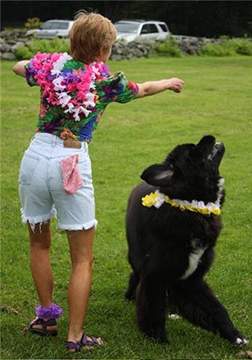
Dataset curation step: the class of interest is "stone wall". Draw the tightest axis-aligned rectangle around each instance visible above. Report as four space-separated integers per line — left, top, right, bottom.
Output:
0 29 248 60
110 36 214 59
0 30 29 60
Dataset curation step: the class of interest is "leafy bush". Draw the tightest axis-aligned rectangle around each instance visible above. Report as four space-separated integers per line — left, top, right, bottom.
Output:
199 41 236 57
156 37 182 57
15 46 34 60
24 17 43 30
198 37 252 56
15 38 70 60
229 38 252 55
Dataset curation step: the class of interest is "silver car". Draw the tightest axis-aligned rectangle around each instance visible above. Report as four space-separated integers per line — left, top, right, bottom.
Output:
114 20 169 43
26 20 73 39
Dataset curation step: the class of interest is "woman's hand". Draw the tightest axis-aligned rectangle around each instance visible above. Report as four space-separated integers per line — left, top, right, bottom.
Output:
13 60 29 77
167 78 184 93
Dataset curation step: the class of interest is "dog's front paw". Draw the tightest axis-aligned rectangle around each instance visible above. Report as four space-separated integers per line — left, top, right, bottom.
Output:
222 328 249 347
235 336 249 347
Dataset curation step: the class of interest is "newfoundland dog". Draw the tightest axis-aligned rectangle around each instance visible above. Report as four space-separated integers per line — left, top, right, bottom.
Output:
125 135 248 346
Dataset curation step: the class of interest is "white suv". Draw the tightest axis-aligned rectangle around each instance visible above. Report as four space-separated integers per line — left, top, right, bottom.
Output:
26 20 74 39
114 20 169 43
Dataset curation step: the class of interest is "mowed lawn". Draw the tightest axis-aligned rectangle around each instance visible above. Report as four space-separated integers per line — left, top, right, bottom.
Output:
1 56 252 360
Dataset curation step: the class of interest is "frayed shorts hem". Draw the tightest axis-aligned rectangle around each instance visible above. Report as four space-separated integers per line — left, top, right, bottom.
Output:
21 208 97 232
56 219 98 231
21 207 57 231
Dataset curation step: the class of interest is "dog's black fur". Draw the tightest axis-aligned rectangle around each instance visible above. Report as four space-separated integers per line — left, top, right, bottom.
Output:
125 135 248 346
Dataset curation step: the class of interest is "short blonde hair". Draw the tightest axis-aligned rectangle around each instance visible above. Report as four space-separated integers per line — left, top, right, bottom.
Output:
69 11 117 63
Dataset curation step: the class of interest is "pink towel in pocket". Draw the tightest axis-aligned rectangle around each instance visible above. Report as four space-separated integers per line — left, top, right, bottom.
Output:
60 154 83 194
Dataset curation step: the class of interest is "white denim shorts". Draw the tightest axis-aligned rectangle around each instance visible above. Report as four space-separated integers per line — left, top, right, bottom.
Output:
19 133 98 231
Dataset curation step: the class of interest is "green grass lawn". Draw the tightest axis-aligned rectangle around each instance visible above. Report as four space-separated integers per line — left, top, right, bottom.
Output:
1 56 252 359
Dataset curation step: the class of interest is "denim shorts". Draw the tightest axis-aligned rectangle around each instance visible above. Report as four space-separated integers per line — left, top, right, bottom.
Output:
19 133 98 231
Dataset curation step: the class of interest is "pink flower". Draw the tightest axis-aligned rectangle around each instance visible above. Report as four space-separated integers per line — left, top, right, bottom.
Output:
36 72 48 87
52 99 60 106
36 52 49 60
66 83 77 92
47 92 56 104
51 53 62 62
77 91 87 101
33 59 43 70
37 78 47 87
43 61 53 72
77 82 90 93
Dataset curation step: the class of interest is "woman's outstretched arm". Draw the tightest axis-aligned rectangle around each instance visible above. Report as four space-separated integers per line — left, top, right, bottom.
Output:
136 78 184 98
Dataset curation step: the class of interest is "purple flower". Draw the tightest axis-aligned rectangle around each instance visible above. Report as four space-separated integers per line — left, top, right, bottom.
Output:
36 303 63 319
47 73 57 82
103 64 110 75
66 72 79 83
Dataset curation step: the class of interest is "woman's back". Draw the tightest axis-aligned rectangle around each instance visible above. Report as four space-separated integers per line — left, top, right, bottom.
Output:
25 52 139 142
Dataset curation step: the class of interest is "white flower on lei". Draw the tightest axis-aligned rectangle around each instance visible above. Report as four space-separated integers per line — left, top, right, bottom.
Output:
79 106 92 118
154 191 165 208
51 53 72 75
52 76 65 91
49 53 105 122
64 103 74 114
58 92 71 107
84 93 96 108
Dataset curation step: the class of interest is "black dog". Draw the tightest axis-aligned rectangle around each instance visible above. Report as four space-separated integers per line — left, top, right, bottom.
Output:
125 135 248 346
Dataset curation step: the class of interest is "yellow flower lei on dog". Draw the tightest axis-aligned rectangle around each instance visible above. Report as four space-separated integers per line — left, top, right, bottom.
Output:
142 191 221 216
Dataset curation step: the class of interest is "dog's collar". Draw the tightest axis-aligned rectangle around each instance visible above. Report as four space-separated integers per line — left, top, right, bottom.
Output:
142 190 221 216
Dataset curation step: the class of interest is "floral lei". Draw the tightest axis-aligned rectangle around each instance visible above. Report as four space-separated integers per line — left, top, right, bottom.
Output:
31 52 110 121
142 190 221 216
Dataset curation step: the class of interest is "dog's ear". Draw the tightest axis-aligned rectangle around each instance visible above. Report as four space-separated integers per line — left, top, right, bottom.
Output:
141 164 174 186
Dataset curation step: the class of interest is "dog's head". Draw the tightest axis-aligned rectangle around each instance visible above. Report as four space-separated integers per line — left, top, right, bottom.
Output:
141 135 225 203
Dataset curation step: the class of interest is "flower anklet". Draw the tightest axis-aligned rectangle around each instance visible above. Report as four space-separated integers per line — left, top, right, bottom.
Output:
29 303 63 336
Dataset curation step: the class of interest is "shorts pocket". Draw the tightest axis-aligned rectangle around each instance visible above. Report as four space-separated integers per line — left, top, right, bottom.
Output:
19 153 41 185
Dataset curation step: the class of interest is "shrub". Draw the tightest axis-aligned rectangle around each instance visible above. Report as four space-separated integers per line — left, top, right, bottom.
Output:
24 17 43 30
156 37 182 57
198 40 236 57
15 46 34 60
15 38 70 60
229 38 252 55
198 37 252 56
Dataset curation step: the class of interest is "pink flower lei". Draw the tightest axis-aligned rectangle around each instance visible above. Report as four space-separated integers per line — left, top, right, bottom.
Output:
33 52 109 121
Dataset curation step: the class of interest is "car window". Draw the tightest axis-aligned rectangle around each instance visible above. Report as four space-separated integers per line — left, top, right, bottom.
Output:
49 22 65 29
140 24 150 34
58 23 69 30
149 24 159 33
160 24 168 32
141 24 159 35
114 23 139 34
41 22 53 30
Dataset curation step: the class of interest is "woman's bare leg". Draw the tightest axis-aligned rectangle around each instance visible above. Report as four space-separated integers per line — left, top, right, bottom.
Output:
66 227 101 343
28 221 54 331
28 220 53 308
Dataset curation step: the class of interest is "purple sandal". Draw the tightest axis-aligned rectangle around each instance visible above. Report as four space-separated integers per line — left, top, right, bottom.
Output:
66 333 102 352
29 317 58 336
29 303 63 336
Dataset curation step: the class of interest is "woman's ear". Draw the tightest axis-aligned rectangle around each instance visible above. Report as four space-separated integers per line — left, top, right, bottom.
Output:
141 164 174 186
99 46 112 62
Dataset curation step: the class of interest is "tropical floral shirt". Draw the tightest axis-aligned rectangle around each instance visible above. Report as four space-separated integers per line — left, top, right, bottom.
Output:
25 52 139 142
